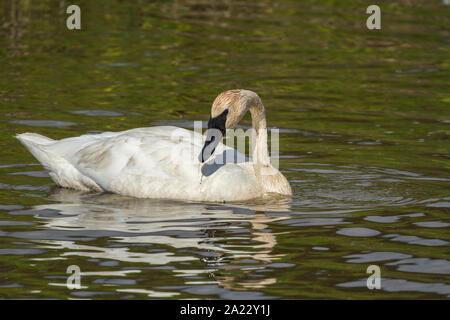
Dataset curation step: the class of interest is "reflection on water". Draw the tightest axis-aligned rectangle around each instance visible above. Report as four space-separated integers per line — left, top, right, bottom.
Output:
0 160 449 299
35 189 288 268
1 184 293 298
0 0 449 299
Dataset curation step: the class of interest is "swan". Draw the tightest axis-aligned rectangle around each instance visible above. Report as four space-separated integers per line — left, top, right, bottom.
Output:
16 89 292 202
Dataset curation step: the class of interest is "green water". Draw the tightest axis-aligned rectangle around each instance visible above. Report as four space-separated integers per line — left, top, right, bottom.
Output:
0 0 449 299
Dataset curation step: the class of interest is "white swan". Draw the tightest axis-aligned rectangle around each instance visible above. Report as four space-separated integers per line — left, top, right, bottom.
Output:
16 89 292 202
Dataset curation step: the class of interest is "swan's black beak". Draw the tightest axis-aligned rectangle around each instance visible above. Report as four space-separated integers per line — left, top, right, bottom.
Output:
199 130 221 163
199 109 228 163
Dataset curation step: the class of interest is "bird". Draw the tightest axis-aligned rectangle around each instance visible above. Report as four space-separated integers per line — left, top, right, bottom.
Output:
16 89 292 202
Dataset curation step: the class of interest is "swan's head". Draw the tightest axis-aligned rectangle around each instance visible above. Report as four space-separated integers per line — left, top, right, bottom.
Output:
199 89 258 163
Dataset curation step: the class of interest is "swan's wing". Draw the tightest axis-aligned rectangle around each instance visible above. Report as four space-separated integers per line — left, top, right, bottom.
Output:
47 127 209 198
28 126 253 200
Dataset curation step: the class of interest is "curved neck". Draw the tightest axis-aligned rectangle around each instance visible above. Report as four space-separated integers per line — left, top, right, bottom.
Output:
248 98 271 167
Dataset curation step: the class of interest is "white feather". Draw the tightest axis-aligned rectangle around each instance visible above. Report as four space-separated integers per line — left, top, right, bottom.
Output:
17 126 261 201
16 90 292 202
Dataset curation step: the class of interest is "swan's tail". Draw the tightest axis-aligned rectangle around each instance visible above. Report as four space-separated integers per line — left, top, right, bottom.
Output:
16 133 103 192
16 132 54 145
16 133 55 170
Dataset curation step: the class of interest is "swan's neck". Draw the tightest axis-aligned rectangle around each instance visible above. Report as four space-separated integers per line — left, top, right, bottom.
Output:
241 90 292 196
248 101 271 167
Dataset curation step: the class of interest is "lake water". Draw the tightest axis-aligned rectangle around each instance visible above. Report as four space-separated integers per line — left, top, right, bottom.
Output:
0 0 449 299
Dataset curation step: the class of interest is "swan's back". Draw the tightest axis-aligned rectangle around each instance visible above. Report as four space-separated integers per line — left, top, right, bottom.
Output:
17 127 261 201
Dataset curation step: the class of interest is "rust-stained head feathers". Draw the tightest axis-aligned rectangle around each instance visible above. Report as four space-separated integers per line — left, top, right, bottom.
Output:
211 89 241 118
211 89 263 129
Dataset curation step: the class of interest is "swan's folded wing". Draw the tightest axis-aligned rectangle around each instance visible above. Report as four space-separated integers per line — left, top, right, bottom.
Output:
62 128 204 198
40 126 250 200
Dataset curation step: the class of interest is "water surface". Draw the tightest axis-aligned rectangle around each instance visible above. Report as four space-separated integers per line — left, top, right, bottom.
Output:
0 0 449 299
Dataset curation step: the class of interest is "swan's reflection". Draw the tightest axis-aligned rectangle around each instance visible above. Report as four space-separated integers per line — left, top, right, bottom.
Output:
34 188 291 290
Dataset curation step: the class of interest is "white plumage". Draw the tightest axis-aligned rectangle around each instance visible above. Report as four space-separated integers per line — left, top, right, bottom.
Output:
16 90 292 202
